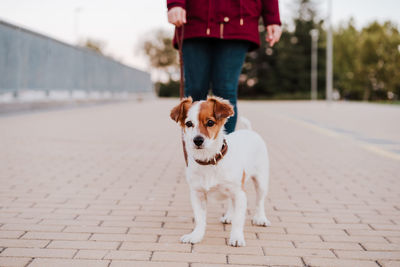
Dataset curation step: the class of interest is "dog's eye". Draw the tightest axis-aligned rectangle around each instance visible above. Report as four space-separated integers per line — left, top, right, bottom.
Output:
185 121 193 127
206 120 215 127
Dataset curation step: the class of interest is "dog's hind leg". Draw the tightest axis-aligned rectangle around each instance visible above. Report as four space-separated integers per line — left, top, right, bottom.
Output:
251 169 271 227
220 199 233 224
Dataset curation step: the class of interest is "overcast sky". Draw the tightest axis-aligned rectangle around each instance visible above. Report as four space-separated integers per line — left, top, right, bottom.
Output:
1 0 399 73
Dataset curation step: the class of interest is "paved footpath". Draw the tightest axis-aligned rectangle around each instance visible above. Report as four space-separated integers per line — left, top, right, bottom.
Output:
0 99 399 267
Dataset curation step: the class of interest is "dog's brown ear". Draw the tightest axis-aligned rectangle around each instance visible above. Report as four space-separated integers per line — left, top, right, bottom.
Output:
170 97 193 124
208 96 234 120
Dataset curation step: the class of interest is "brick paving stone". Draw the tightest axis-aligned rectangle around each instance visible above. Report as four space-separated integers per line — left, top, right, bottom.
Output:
1 248 76 258
224 224 285 234
295 241 363 250
191 265 266 267
64 226 128 234
362 242 400 251
21 232 91 241
103 250 151 260
334 250 400 260
19 213 77 220
110 261 188 267
310 223 372 230
285 227 347 235
388 237 400 244
192 244 264 255
90 233 158 242
47 240 120 250
0 257 32 267
0 239 49 248
102 221 162 227
39 219 100 226
348 230 400 237
247 239 295 248
228 254 303 266
379 261 400 267
0 219 41 225
1 99 399 266
322 235 388 243
120 242 191 252
74 249 109 259
152 252 227 264
258 233 322 242
263 247 336 258
0 231 24 239
303 257 380 267
28 258 110 267
369 224 400 231
158 235 227 245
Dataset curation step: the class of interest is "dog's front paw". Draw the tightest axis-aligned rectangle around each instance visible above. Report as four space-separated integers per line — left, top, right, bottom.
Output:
180 232 204 244
252 215 271 227
220 214 232 224
228 232 246 247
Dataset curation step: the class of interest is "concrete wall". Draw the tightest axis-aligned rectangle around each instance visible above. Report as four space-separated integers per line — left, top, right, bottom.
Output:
0 20 152 96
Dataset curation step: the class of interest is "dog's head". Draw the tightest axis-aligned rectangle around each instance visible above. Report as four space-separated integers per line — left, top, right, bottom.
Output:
170 96 234 155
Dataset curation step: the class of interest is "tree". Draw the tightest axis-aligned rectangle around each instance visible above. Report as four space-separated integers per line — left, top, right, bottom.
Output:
81 38 106 55
359 22 400 100
333 19 363 99
142 29 180 97
142 29 178 80
334 21 400 100
239 0 325 99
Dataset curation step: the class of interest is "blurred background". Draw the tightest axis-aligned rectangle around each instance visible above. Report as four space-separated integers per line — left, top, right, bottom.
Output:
0 0 400 104
1 2 400 266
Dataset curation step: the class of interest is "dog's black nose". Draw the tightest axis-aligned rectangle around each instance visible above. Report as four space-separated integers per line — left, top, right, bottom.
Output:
193 136 204 147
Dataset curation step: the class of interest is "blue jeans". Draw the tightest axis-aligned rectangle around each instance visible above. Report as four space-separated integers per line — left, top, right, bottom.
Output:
182 38 249 134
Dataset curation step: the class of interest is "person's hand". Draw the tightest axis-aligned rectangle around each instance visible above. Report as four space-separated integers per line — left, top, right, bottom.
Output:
266 25 282 47
168 7 187 27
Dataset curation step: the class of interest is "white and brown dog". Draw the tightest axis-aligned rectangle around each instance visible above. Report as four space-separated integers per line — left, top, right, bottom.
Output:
170 96 270 247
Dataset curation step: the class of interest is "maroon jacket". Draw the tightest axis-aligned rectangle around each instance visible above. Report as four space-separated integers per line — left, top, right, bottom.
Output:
167 0 281 50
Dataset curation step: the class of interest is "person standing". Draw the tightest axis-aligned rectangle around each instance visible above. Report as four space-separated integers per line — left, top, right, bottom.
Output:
167 0 282 133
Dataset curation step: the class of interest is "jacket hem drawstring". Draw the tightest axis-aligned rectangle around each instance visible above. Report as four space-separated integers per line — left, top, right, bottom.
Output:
206 0 211 35
239 0 243 26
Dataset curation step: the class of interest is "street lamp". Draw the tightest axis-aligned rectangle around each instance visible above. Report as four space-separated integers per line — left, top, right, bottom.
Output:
310 29 319 100
326 0 333 102
74 7 83 43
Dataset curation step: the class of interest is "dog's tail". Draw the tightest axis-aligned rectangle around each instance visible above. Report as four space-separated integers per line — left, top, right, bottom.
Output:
239 116 252 130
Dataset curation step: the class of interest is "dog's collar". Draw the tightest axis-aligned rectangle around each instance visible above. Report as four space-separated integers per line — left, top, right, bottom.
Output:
195 139 228 166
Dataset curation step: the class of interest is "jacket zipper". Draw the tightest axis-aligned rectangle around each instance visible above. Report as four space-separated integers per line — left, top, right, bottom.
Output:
220 23 224 39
